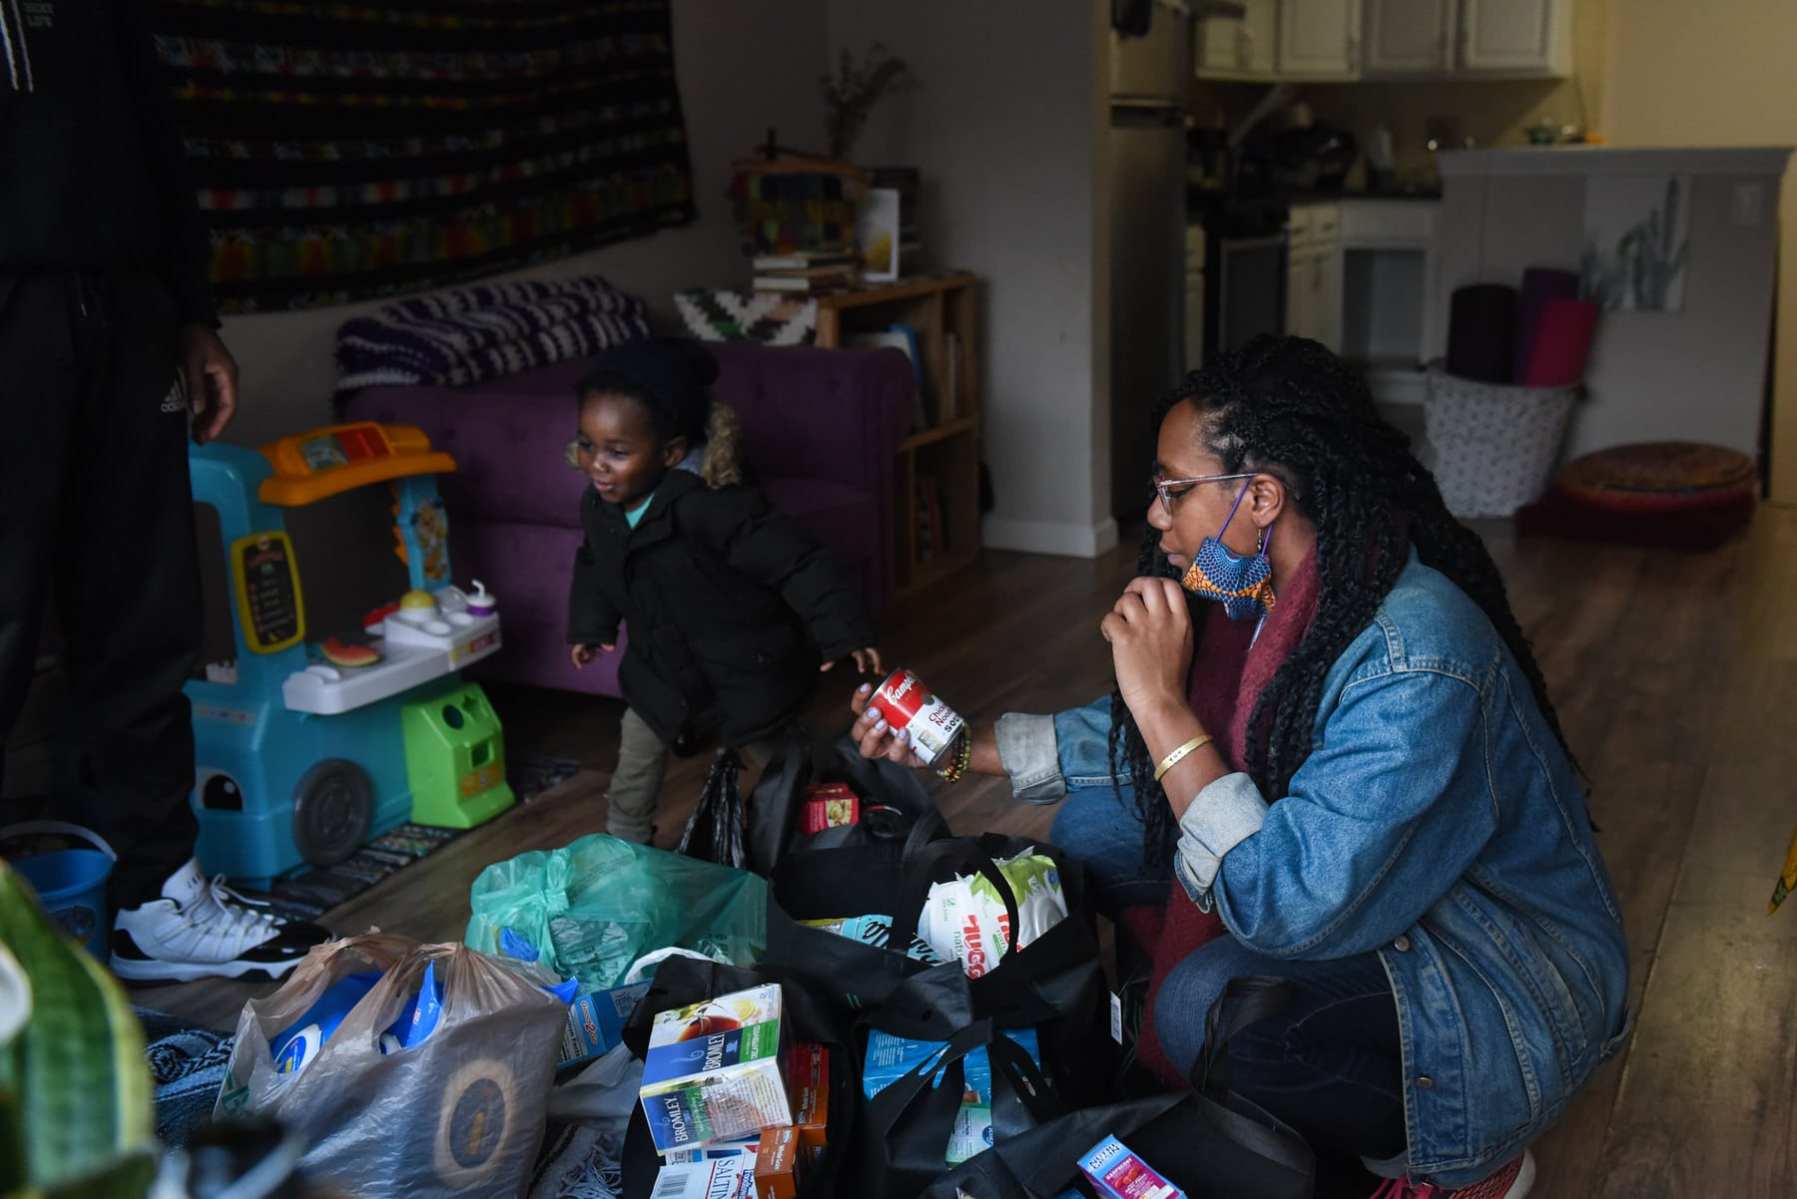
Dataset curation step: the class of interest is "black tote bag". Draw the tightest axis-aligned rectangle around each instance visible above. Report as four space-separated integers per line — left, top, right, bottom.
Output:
745 727 940 874
849 1015 1064 1199
766 826 1115 1107
922 976 1316 1199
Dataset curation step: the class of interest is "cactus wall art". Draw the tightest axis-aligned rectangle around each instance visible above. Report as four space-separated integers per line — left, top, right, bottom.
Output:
1582 174 1692 313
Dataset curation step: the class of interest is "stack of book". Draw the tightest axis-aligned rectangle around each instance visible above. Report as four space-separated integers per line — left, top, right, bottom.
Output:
751 250 861 295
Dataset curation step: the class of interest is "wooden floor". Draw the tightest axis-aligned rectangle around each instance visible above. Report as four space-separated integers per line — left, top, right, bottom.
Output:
145 509 1797 1197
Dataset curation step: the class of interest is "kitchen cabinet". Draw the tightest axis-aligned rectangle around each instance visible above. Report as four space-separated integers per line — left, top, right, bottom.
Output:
1277 0 1362 79
1306 246 1343 349
1195 0 1571 82
1457 0 1571 77
1363 0 1455 76
1285 203 1342 352
1196 0 1278 79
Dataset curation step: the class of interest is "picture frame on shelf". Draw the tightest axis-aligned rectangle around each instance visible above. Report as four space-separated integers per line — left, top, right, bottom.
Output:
857 187 902 283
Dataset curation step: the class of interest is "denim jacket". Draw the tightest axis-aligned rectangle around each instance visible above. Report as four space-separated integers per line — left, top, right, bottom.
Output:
997 556 1630 1186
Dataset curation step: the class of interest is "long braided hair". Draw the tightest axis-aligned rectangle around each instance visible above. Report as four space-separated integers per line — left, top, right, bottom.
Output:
1110 336 1575 861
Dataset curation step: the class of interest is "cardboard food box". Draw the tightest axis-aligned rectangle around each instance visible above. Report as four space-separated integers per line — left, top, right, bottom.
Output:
787 1043 830 1165
649 1156 749 1199
561 981 650 1069
640 984 792 1154
753 1126 804 1199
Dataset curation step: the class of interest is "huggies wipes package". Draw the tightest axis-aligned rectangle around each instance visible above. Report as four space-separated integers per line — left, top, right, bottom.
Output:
916 848 1069 978
639 983 792 1153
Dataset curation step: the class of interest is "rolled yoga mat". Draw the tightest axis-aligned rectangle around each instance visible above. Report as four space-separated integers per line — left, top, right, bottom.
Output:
1522 297 1600 387
1514 267 1581 381
1445 283 1519 384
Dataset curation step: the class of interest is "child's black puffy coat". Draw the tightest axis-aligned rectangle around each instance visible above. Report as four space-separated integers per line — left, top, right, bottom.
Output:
568 470 873 750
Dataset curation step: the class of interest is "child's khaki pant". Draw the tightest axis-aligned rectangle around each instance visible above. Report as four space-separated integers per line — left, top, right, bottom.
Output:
605 707 781 842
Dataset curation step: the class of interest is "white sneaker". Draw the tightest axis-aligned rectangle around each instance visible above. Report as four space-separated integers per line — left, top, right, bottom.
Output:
110 860 329 984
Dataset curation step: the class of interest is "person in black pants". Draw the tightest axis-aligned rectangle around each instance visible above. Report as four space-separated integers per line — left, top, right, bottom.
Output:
0 1 326 981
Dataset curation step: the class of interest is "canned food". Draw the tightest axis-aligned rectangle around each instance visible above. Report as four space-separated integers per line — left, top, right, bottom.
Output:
869 669 965 766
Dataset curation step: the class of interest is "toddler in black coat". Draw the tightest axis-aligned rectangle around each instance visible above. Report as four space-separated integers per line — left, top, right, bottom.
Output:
567 339 882 841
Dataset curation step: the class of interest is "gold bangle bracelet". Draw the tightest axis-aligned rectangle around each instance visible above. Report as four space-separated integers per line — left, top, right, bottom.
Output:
1154 733 1213 782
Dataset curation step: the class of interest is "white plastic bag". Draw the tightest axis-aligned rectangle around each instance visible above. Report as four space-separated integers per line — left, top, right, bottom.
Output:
215 934 566 1199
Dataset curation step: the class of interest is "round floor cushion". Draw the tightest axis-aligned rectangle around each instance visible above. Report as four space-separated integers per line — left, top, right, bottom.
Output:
1558 442 1757 508
1517 441 1758 549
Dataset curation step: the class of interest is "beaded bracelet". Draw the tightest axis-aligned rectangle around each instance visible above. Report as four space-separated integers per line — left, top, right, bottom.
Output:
937 731 974 783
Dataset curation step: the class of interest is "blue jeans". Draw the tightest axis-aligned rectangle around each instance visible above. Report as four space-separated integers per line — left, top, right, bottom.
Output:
1053 787 1407 1191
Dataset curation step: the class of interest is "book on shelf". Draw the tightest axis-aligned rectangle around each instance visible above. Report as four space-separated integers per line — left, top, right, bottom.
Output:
847 326 931 431
751 251 860 271
751 273 857 294
756 263 861 281
941 331 960 422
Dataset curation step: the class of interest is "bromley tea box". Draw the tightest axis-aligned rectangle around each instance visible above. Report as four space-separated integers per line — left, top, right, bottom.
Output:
640 984 792 1153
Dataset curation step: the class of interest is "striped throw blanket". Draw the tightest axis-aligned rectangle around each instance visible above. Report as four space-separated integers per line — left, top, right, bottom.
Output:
334 275 650 399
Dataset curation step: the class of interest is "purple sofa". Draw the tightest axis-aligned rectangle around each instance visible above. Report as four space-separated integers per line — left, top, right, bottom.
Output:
343 342 914 698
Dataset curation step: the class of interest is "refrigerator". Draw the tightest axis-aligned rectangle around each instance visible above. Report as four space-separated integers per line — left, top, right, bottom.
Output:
1108 1 1192 521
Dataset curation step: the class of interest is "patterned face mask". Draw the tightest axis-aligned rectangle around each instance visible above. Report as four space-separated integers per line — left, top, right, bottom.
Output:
1179 481 1277 621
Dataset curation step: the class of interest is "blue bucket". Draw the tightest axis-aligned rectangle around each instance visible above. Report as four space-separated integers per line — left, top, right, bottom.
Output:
1 821 117 962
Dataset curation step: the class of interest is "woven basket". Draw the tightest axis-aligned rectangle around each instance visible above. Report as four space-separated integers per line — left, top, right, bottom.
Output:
1423 366 1580 518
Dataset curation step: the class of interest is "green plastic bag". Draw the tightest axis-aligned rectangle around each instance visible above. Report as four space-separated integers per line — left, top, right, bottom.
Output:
465 834 768 992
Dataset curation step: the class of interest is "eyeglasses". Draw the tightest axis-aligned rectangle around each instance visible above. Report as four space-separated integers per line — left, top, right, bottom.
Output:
1151 471 1254 515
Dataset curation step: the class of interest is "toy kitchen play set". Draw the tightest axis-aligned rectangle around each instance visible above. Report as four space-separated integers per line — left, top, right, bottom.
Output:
187 422 515 888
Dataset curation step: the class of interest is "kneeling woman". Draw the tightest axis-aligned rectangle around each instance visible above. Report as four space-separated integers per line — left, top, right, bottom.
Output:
852 337 1628 1198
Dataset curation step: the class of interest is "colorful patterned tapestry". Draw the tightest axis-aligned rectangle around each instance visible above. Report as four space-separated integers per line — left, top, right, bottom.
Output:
151 0 697 313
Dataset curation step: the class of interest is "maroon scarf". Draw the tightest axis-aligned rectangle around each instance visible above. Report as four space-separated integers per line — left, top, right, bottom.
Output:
1131 544 1321 1085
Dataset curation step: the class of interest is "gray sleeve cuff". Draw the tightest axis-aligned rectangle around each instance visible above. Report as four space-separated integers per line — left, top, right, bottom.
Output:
1173 772 1269 905
995 712 1066 804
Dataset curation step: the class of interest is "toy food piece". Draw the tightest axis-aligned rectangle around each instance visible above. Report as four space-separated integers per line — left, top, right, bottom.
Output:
362 600 400 633
321 637 382 668
397 589 437 621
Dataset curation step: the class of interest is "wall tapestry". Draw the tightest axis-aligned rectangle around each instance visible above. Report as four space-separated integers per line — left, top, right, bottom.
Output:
152 0 696 313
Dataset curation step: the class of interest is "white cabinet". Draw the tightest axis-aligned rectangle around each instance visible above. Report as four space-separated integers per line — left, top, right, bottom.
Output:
1363 0 1455 75
1196 0 1277 79
1285 203 1343 353
1457 0 1571 77
1277 0 1362 79
1196 0 1570 82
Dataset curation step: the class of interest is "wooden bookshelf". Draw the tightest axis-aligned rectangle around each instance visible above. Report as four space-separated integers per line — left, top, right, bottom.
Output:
814 274 982 598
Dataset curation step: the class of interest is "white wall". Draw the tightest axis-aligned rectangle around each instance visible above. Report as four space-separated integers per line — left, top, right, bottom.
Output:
1432 148 1785 462
826 1 1115 558
1601 0 1797 501
218 0 828 448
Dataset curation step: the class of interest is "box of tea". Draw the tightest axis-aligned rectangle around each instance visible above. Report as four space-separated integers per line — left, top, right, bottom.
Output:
640 983 792 1153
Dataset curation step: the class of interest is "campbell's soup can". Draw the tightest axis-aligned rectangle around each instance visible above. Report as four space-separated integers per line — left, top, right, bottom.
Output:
869 668 965 765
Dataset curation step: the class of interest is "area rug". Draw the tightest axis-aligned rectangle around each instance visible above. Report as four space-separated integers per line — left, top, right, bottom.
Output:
240 752 580 921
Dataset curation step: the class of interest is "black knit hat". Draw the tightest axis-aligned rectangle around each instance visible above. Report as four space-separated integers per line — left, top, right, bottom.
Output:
577 337 720 444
